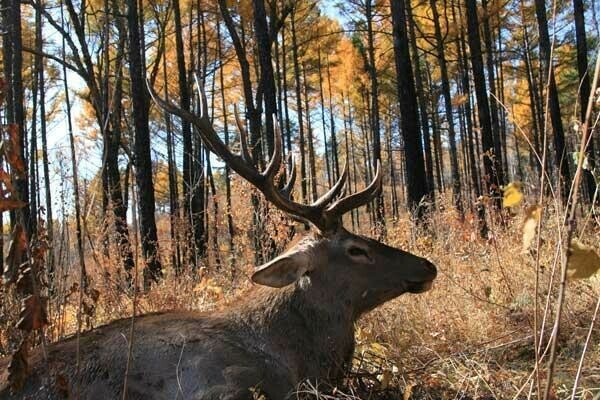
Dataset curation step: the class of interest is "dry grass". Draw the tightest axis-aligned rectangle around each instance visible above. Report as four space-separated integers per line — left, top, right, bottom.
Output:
1 192 599 399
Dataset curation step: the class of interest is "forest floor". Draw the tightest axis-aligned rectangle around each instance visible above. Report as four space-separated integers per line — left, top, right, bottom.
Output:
1 196 599 399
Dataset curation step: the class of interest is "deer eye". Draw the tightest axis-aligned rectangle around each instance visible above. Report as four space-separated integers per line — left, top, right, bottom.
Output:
348 246 369 258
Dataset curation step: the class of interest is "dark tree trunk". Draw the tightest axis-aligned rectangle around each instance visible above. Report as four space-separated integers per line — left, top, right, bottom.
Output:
192 1 207 264
455 0 482 199
109 55 135 280
326 55 341 182
407 2 435 198
430 0 463 216
365 0 385 228
466 0 501 202
347 94 361 227
317 47 333 187
127 0 162 286
7 0 31 235
172 0 197 266
217 20 236 267
390 0 428 216
281 27 293 164
465 0 495 237
253 0 276 155
35 0 55 280
534 0 571 195
303 65 318 201
291 10 308 206
520 0 544 179
573 0 597 200
160 35 182 274
481 0 505 184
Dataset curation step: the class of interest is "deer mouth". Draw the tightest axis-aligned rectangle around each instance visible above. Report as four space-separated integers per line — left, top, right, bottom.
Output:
405 279 434 293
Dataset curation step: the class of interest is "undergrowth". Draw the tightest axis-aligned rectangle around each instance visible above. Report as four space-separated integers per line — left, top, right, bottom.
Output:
1 193 599 399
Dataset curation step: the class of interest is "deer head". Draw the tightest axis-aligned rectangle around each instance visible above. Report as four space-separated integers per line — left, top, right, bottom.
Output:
149 84 436 316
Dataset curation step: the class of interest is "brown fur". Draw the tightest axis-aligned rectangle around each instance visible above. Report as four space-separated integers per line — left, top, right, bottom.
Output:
0 229 436 399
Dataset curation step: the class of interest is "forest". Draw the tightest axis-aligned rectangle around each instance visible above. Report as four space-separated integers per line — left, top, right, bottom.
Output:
0 0 599 398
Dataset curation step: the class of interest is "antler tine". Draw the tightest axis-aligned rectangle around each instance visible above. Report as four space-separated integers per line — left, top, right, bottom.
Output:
325 160 383 219
148 79 264 186
280 153 297 198
262 114 283 181
150 77 384 233
233 104 253 164
311 160 348 209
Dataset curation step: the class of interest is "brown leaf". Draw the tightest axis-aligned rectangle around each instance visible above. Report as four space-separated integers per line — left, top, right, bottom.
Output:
3 224 28 285
7 340 29 393
0 168 15 196
0 198 27 212
4 124 25 174
17 294 49 331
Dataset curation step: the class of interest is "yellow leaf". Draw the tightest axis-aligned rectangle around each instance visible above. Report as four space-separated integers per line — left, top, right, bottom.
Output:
503 182 523 208
567 240 600 279
522 205 542 252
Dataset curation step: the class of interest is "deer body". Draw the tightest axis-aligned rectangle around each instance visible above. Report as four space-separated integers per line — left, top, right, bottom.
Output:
0 289 350 399
1 77 437 399
0 231 435 399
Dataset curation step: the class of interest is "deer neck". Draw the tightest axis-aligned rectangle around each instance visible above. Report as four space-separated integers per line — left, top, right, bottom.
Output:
237 280 356 382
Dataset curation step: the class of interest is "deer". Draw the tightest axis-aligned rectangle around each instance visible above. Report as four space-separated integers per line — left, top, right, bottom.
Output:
0 86 437 400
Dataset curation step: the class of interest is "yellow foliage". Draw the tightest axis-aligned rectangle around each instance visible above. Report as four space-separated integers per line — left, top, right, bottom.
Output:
502 182 523 208
567 240 600 280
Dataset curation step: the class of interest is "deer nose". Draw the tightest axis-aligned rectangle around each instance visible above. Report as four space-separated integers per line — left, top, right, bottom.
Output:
422 259 437 278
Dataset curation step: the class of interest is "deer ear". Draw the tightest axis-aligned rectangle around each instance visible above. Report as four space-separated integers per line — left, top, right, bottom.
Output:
251 253 310 288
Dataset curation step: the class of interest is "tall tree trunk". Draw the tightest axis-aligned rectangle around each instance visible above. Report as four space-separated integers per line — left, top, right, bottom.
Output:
61 2 88 290
466 0 501 202
127 0 162 287
326 54 341 182
35 0 55 281
430 0 463 217
455 0 482 199
317 47 333 187
390 0 428 217
303 65 318 201
534 0 571 195
217 19 235 267
172 0 196 266
520 0 544 179
291 10 308 206
347 94 361 227
109 48 136 281
281 27 293 165
253 0 276 155
161 37 182 274
407 2 435 198
7 0 30 235
481 0 505 183
466 0 496 237
30 17 40 238
366 0 385 228
573 0 597 200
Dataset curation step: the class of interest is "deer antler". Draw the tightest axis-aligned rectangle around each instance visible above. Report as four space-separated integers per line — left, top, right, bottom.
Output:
147 80 382 232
